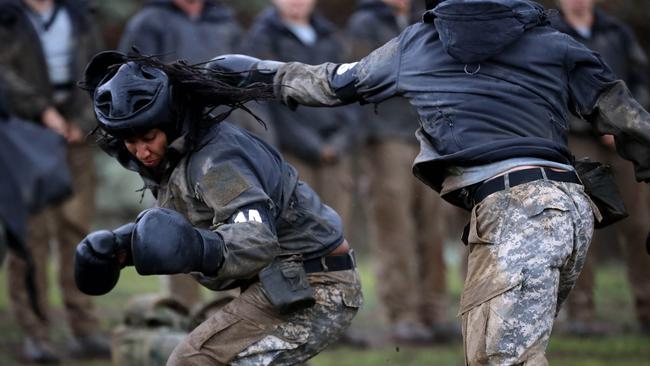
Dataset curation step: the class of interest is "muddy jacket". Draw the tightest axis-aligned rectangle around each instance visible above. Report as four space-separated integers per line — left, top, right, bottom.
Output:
551 8 650 133
273 0 650 192
347 0 420 143
242 7 358 163
0 0 102 132
101 121 343 290
118 0 241 64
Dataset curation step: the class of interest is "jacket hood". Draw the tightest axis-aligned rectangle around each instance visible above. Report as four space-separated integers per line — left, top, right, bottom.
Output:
425 0 547 63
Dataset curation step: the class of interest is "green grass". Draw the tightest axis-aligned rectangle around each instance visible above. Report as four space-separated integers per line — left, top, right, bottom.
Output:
0 257 647 365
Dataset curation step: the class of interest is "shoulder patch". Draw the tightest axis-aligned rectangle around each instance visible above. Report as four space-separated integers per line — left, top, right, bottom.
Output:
199 163 252 207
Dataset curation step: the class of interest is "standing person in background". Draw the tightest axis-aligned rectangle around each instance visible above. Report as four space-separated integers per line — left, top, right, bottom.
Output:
119 0 275 146
0 0 108 363
551 0 650 336
119 0 274 309
347 0 457 344
242 0 359 236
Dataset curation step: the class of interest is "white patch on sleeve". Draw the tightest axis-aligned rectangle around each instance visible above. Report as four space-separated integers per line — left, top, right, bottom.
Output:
233 211 247 223
336 62 358 75
233 210 263 224
248 210 263 223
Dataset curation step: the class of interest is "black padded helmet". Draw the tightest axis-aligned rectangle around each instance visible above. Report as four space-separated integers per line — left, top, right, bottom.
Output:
83 51 180 140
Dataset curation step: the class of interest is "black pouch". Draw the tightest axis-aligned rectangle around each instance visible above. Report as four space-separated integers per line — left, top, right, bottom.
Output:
573 158 628 229
259 255 316 313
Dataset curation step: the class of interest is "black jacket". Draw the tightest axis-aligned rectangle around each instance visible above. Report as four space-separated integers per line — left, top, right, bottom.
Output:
347 0 420 143
275 0 647 193
118 0 241 64
243 7 358 163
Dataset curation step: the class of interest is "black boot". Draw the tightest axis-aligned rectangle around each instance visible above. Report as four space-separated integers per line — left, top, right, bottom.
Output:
23 337 61 364
67 332 111 359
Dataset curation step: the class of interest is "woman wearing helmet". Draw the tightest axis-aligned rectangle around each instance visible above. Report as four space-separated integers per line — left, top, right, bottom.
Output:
73 51 362 366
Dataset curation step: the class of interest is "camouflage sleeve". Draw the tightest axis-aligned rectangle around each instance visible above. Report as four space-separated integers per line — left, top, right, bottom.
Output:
589 81 650 183
275 35 403 108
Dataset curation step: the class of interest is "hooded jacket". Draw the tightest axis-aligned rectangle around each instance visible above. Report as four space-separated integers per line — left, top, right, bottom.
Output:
242 7 358 164
118 0 241 64
100 120 344 289
274 0 650 196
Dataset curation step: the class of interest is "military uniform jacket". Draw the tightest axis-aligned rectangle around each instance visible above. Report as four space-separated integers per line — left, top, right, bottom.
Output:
0 0 102 132
273 0 650 194
104 122 344 290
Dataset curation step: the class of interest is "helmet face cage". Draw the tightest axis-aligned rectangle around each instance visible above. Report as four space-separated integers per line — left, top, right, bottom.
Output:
92 61 178 140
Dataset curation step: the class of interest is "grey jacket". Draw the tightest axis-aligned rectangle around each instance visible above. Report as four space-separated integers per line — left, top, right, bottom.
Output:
118 0 241 64
242 7 359 163
346 0 420 144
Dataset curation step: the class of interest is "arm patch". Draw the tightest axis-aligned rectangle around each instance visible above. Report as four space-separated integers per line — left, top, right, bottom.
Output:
329 63 363 104
227 203 276 235
199 163 252 208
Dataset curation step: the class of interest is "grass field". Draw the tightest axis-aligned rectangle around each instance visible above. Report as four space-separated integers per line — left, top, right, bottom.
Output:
0 257 648 366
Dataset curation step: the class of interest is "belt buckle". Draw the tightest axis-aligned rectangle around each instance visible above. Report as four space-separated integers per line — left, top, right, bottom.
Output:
348 249 356 268
320 256 329 272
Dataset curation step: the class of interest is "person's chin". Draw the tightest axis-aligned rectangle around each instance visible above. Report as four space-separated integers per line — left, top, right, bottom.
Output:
142 159 160 168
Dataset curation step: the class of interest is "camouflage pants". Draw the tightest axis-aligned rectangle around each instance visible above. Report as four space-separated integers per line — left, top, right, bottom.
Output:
166 270 362 366
461 180 594 366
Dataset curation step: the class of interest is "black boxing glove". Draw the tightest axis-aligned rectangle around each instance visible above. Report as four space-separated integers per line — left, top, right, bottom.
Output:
206 54 283 87
74 223 135 296
132 208 224 276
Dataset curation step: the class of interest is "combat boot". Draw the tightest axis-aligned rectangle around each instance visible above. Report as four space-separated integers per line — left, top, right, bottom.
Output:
23 336 61 364
391 320 435 346
429 322 462 343
67 332 111 359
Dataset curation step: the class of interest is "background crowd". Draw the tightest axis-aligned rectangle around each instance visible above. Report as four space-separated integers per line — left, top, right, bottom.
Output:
0 0 648 364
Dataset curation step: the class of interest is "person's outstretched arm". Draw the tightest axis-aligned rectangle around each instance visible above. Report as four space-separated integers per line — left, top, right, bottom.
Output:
209 33 406 109
566 36 650 183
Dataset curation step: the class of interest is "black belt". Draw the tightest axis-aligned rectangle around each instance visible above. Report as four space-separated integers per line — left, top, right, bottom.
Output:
303 250 356 274
473 167 581 206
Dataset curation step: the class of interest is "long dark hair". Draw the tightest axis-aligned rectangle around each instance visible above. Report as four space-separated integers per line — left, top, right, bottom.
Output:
129 54 276 110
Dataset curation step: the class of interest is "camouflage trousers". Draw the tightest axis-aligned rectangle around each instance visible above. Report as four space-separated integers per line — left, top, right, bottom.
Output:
166 270 362 366
461 179 594 366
